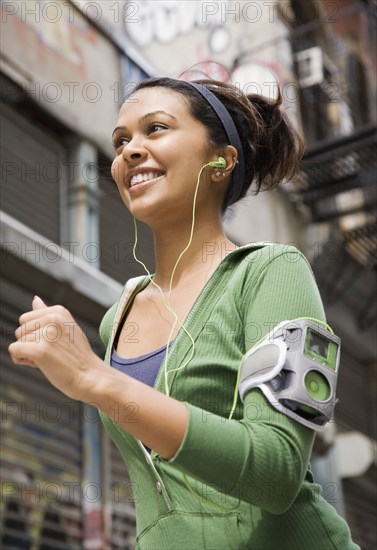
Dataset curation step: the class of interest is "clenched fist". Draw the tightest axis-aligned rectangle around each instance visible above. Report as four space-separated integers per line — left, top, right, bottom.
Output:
8 296 107 402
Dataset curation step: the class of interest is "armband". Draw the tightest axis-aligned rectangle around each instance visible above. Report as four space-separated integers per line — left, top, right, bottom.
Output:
239 319 340 431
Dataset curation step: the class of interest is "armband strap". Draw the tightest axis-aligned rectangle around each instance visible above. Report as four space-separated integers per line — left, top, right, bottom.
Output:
239 320 341 431
239 340 287 399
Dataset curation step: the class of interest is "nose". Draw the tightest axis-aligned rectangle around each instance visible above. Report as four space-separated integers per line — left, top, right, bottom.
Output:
122 136 148 163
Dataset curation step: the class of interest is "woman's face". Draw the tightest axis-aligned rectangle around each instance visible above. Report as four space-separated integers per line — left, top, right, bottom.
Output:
111 87 221 226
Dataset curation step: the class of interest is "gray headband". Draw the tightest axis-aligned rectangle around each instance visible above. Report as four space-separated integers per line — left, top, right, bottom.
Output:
186 82 245 206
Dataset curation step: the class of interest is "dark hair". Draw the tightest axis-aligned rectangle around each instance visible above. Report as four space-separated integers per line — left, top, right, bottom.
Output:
130 77 305 210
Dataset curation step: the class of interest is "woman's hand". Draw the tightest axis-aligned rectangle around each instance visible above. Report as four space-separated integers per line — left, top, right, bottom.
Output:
9 296 189 458
8 296 105 402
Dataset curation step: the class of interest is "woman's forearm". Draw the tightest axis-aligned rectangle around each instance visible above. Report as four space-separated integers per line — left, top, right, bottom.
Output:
8 296 188 459
88 364 189 459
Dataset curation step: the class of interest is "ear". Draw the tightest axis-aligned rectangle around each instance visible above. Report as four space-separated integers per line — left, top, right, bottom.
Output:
222 145 238 175
209 145 238 182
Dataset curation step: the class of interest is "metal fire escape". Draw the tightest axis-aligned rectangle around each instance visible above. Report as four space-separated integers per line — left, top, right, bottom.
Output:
285 0 377 336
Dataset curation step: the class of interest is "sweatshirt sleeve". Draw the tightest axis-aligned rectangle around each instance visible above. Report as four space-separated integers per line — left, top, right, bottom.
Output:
164 248 327 514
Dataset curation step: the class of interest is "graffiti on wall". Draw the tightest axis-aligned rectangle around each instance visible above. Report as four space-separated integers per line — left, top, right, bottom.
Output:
1 0 98 77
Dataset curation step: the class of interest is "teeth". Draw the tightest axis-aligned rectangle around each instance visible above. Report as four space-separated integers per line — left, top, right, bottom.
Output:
130 172 163 187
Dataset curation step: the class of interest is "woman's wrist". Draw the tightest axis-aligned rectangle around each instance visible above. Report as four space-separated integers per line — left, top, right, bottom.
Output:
81 359 130 409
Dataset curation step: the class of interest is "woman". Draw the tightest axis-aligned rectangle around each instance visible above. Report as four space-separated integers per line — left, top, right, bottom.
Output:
9 77 359 549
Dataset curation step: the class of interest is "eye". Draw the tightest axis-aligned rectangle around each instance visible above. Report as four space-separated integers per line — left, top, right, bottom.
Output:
113 137 129 152
147 123 167 135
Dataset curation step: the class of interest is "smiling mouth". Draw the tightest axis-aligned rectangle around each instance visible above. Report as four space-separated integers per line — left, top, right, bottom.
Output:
129 172 165 187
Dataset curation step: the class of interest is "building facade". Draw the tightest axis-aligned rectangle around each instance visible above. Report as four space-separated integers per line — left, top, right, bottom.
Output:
1 1 376 549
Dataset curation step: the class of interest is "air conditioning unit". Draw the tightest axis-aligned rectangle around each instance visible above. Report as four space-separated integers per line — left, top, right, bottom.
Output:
295 47 324 88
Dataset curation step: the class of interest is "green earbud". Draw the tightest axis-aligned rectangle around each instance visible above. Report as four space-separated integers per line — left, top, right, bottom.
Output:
209 156 227 168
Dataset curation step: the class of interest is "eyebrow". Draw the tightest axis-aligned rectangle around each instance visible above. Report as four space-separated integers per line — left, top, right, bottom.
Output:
112 110 177 136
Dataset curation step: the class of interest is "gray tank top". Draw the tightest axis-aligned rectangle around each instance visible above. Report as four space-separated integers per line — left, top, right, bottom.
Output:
110 342 170 454
110 344 167 387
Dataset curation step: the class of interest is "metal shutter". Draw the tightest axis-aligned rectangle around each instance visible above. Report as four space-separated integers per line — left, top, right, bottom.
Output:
0 103 62 244
0 278 83 549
